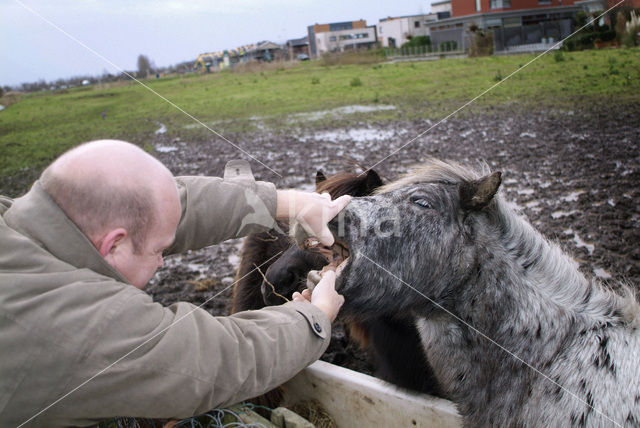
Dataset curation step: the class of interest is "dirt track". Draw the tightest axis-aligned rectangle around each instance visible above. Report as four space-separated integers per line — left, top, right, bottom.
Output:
147 104 640 374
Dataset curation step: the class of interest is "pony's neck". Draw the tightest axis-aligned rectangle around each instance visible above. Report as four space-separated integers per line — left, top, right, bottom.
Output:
473 201 617 327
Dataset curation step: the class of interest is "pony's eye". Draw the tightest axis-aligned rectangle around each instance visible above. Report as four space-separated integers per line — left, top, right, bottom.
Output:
411 197 432 209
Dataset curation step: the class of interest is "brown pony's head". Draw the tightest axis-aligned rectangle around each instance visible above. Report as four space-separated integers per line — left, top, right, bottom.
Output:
261 168 383 305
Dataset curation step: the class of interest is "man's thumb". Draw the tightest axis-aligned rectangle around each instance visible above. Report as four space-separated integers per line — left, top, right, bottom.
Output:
319 270 336 288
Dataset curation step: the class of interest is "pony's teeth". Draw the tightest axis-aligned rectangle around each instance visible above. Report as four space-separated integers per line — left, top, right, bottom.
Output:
336 257 350 276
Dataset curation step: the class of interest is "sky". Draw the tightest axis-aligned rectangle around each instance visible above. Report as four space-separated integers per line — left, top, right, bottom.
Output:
1 0 435 87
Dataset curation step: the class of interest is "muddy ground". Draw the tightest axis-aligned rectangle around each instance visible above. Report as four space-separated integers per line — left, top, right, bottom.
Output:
144 104 639 375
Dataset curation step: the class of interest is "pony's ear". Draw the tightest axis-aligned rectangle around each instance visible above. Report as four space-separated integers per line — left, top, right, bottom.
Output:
459 171 502 211
315 171 327 186
365 169 383 194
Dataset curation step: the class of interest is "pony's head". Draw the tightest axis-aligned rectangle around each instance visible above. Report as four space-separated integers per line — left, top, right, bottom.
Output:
331 159 502 317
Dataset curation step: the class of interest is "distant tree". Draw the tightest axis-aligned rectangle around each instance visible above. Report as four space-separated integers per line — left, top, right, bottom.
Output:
137 54 152 77
20 79 48 93
0 86 4 98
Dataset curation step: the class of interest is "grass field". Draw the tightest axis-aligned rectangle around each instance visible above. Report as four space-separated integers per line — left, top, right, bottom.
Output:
1 47 638 179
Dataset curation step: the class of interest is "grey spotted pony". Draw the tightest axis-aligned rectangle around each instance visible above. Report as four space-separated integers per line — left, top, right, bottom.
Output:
331 159 640 427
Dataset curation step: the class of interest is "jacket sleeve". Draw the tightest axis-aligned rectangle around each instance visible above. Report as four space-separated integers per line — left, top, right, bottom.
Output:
0 195 13 215
166 160 278 255
52 287 331 421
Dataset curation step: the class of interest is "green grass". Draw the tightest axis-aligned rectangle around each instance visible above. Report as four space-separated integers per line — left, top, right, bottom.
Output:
1 47 639 177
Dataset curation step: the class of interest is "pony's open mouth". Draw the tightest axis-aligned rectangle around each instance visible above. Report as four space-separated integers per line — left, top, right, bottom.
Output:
304 238 350 273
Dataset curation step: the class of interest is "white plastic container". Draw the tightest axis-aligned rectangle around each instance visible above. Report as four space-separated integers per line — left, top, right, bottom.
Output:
282 360 462 428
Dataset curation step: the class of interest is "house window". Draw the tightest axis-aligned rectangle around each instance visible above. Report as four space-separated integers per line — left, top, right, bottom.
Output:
476 0 481 11
329 36 336 42
414 21 420 28
490 0 510 8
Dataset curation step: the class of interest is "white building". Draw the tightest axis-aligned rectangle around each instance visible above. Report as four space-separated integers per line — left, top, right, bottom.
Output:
431 0 452 16
377 14 439 48
308 20 378 57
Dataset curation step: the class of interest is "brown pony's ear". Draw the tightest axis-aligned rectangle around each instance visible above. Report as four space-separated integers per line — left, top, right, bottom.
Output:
365 169 383 194
315 171 327 187
459 171 502 211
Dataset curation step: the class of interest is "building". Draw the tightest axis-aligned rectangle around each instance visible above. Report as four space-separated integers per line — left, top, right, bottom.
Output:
245 41 283 62
194 41 283 71
307 20 378 57
377 14 439 47
431 0 453 19
285 36 310 60
426 0 588 52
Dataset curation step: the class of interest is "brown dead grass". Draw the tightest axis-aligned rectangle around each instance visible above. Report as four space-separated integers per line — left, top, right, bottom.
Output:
320 49 385 66
188 278 221 292
0 91 25 108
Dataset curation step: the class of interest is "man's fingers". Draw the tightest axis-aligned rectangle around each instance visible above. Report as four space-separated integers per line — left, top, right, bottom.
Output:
291 191 352 247
292 291 308 303
317 228 335 247
331 194 352 212
292 290 313 303
319 195 352 246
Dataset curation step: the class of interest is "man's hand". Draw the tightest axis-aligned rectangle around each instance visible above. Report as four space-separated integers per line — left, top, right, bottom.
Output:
292 268 344 322
276 190 351 246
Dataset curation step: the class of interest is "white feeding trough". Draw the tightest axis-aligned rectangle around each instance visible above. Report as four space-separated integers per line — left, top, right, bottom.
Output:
281 360 461 427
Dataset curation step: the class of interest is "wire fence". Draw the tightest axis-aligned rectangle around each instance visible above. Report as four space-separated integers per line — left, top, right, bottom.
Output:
384 43 465 58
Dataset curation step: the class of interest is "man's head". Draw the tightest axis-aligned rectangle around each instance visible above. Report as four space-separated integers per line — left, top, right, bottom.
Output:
40 140 181 288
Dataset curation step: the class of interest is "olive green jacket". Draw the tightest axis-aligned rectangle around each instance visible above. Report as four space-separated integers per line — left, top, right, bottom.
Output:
0 161 330 427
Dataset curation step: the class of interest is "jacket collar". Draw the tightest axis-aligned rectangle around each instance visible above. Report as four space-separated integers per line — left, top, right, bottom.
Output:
3 181 129 283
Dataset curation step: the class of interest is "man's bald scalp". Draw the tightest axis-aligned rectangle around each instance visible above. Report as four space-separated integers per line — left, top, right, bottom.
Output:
40 140 175 252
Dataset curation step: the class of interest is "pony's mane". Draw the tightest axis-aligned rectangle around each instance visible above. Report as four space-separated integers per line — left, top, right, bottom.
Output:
375 158 488 195
317 172 377 198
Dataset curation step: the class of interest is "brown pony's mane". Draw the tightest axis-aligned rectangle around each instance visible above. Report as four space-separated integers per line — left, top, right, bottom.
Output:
316 170 383 198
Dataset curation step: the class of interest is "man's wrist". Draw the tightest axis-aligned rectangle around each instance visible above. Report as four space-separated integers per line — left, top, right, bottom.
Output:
275 189 295 221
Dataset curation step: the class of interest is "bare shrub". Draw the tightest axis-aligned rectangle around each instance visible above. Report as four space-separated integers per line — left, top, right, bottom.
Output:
468 28 494 57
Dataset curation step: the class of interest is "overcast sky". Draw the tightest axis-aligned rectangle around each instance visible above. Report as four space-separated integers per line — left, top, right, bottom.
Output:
1 0 434 87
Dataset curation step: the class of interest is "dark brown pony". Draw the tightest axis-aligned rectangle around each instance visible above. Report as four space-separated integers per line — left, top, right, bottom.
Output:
231 168 442 407
231 169 384 312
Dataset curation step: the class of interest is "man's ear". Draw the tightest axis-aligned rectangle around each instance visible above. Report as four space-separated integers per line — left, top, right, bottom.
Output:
95 228 128 258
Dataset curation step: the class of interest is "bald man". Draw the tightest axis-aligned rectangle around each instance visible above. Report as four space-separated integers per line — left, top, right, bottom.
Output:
0 140 348 427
